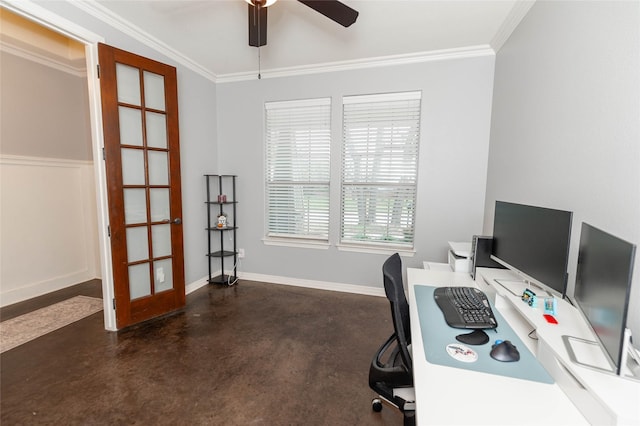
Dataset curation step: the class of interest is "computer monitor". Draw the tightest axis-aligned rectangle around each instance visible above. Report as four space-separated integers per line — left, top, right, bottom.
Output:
491 201 573 297
574 223 636 375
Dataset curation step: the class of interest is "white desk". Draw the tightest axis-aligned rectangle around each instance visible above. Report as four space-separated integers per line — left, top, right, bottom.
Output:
407 267 640 425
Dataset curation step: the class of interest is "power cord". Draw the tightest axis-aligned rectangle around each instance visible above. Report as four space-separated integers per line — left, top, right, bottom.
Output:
226 258 240 286
225 229 239 286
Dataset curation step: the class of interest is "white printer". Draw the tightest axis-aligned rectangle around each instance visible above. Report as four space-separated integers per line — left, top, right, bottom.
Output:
447 241 472 273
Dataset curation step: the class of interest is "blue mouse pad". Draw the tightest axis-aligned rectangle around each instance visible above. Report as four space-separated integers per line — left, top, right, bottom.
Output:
414 285 554 384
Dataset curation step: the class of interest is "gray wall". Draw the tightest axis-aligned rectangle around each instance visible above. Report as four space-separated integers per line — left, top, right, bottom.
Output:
0 51 92 160
33 0 219 286
217 54 496 288
485 1 640 342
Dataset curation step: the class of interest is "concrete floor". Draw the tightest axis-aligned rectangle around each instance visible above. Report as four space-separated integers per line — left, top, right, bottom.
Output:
1 279 404 425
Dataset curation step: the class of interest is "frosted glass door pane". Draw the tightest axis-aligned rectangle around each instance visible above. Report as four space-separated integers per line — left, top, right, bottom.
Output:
121 149 145 185
148 151 168 185
118 107 143 146
126 226 149 262
124 188 147 224
150 188 170 222
116 63 141 106
129 263 151 299
144 71 165 111
152 224 172 258
146 112 167 149
154 259 173 293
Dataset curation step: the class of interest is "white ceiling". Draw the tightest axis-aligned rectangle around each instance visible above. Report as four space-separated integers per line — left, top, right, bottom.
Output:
81 0 530 80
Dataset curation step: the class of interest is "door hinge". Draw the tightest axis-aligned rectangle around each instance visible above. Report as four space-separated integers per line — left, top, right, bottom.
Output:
107 225 111 237
112 298 116 310
102 147 105 160
97 64 100 78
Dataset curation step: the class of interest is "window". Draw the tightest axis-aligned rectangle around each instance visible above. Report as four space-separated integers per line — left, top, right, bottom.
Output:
265 98 331 241
341 91 421 248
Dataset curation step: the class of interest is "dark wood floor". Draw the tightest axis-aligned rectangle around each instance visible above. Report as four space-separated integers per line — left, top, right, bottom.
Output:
1 279 403 425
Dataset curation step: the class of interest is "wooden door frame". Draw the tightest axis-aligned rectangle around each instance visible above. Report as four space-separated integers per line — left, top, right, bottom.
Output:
3 0 117 330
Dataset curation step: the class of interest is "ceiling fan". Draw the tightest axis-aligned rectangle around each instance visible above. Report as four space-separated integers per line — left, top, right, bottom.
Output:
246 0 359 47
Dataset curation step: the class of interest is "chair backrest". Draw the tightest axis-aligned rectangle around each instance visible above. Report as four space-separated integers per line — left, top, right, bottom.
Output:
382 253 412 373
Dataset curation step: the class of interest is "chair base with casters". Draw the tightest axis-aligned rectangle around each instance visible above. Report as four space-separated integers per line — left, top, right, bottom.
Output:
369 333 416 425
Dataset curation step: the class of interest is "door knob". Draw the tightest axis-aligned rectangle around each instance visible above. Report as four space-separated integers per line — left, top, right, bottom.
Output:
172 218 182 225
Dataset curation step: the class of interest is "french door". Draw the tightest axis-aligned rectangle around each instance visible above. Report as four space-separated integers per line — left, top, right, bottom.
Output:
98 43 185 329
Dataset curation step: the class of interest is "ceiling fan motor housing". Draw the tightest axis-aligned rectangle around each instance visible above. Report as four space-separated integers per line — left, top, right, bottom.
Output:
248 0 359 48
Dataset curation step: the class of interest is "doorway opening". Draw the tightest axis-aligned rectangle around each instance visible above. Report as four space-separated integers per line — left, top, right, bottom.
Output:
0 3 116 330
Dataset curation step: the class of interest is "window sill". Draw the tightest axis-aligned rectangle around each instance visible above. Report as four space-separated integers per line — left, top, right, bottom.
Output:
336 243 415 257
263 237 330 250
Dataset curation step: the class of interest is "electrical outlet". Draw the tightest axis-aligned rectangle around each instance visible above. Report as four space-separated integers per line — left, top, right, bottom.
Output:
238 248 245 258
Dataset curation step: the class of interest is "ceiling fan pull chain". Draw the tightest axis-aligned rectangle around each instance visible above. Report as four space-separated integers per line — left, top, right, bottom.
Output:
257 2 262 79
258 46 262 80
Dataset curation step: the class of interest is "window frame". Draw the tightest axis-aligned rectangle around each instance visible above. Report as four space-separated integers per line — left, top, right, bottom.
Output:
264 97 332 245
339 91 422 251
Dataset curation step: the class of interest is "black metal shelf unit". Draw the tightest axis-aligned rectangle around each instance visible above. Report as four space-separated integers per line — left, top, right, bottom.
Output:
205 175 237 285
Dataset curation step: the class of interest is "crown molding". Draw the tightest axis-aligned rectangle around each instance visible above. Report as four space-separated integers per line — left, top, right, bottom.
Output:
0 39 86 77
491 0 536 52
1 0 103 44
217 45 496 83
61 1 497 85
70 0 218 83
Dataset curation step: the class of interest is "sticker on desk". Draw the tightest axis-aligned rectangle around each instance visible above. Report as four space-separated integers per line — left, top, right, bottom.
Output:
446 343 478 363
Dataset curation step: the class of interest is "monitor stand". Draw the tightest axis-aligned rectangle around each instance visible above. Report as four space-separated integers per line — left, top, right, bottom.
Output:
563 328 640 380
527 280 553 298
563 335 615 374
494 279 527 297
620 329 640 381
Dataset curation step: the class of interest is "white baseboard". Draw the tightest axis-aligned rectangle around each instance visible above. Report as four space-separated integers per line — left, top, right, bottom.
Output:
185 276 212 295
186 270 385 298
0 269 95 307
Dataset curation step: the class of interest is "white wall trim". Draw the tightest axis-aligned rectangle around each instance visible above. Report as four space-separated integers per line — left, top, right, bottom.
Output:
1 0 102 44
22 0 498 85
0 154 92 167
0 269 95 307
0 39 86 77
490 0 536 52
186 276 210 295
241 272 385 297
69 0 217 83
186 271 385 298
217 45 496 83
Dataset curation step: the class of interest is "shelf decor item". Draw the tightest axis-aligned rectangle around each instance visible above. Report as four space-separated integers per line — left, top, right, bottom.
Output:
205 175 237 285
217 213 227 228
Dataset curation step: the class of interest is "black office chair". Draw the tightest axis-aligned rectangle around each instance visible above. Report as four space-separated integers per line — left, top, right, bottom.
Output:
369 253 416 425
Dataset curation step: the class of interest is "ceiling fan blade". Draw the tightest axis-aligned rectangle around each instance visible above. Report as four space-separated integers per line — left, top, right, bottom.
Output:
248 3 268 47
297 0 358 27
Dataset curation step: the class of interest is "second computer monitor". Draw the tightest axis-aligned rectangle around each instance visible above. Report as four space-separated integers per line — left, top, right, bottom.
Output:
574 223 636 375
491 201 573 297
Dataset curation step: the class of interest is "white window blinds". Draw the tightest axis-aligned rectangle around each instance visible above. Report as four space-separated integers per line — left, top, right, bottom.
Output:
341 91 421 247
265 98 331 240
